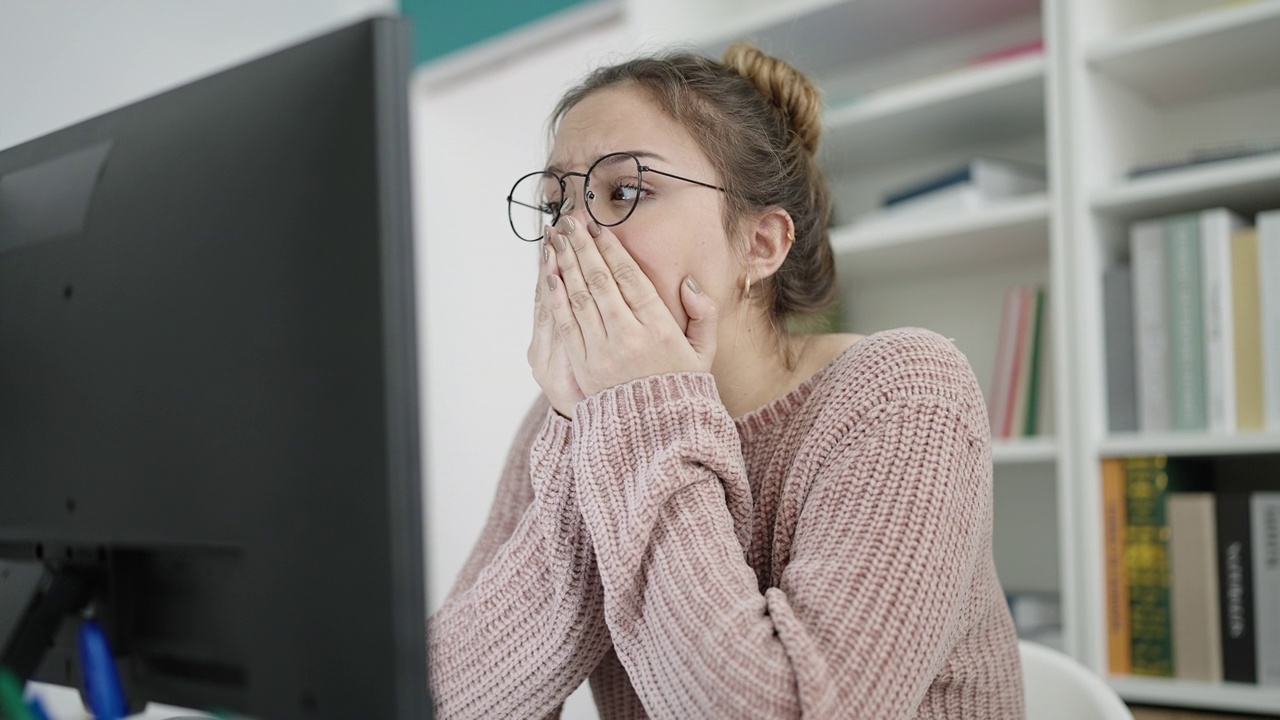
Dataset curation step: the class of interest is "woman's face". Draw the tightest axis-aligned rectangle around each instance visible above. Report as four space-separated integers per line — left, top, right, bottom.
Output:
548 84 739 330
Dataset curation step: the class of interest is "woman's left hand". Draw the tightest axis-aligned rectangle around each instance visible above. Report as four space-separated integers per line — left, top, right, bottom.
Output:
543 214 719 400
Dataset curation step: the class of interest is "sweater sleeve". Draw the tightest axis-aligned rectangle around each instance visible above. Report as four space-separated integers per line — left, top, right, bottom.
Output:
428 398 612 719
571 359 998 718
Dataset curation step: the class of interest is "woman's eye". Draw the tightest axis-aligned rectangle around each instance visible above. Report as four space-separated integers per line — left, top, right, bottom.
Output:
610 184 642 203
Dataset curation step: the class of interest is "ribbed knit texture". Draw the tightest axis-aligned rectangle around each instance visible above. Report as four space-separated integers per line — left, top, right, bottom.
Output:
428 327 1025 718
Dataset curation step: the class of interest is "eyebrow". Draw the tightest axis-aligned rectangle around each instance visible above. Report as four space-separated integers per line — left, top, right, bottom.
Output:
546 150 669 174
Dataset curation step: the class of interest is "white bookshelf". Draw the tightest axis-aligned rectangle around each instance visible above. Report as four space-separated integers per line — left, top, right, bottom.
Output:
824 54 1046 171
1086 0 1280 104
1109 676 1280 716
993 436 1059 465
831 195 1050 279
1100 432 1280 458
625 0 1280 713
1092 152 1280 221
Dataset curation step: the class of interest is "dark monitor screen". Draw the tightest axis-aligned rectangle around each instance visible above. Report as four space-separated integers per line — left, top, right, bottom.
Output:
0 16 429 720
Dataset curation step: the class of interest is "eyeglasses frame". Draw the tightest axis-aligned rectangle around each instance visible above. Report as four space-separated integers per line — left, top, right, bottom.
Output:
505 151 727 242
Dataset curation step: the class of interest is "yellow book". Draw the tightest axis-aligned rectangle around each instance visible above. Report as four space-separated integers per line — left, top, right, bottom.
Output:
1103 458 1132 675
1232 228 1265 430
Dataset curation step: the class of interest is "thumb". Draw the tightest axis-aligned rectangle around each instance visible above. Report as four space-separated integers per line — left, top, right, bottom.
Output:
681 275 718 362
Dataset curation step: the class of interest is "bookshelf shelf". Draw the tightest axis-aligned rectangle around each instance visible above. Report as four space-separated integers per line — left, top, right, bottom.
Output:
992 436 1058 464
1090 151 1280 222
824 54 1045 171
831 194 1050 279
1087 0 1280 105
1109 676 1280 715
1098 432 1280 458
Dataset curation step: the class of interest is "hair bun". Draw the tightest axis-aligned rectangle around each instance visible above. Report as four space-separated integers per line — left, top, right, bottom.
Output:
721 41 822 155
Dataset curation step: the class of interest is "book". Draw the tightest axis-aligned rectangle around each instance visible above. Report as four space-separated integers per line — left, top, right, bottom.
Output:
989 286 1021 436
1254 493 1280 686
1024 286 1047 436
880 158 1046 216
1128 138 1280 179
1167 493 1223 682
1231 228 1265 431
1216 492 1257 684
1103 457 1132 674
1126 456 1208 677
1259 211 1280 432
1165 214 1207 431
1004 285 1034 438
1199 209 1247 434
1104 265 1139 433
1131 219 1171 432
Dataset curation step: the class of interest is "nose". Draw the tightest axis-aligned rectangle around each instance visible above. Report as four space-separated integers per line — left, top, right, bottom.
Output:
559 175 591 225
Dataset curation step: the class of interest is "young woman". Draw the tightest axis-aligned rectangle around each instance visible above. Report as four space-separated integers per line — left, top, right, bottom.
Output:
428 42 1024 719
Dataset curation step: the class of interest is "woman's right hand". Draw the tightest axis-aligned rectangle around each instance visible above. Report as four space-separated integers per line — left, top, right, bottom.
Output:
529 228 584 418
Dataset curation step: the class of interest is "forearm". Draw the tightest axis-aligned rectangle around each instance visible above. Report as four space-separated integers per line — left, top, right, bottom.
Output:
429 410 610 719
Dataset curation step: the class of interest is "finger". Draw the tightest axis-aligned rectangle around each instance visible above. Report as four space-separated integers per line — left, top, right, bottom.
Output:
590 221 665 323
681 275 719 363
544 253 587 365
557 216 632 333
550 218 607 341
529 239 558 364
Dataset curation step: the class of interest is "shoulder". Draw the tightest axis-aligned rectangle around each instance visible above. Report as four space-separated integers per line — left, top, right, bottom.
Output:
808 327 987 438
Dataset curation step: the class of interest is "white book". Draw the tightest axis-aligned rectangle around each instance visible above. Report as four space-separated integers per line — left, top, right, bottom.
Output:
1131 219 1171 433
1260 211 1280 432
1199 209 1247 434
1253 492 1280 685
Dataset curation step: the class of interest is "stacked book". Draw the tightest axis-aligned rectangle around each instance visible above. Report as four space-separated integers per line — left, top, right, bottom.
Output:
863 157 1046 224
1104 208 1280 433
1102 456 1280 685
989 284 1048 438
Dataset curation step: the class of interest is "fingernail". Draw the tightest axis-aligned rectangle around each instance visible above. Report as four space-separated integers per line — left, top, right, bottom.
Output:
587 220 602 238
685 275 702 294
547 274 559 291
558 216 576 235
542 241 549 264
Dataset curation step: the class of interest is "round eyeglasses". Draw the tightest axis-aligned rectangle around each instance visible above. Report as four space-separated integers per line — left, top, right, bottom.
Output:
506 151 726 242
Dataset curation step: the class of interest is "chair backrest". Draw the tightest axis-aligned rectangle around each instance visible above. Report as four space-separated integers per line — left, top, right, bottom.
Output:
1019 640 1134 720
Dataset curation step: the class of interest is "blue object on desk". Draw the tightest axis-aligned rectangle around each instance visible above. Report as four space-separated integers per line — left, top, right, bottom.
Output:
78 620 127 720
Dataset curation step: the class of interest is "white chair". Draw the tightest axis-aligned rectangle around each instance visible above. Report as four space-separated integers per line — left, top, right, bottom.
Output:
1020 640 1134 720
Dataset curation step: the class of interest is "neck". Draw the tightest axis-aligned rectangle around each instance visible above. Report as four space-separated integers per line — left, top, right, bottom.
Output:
710 310 806 419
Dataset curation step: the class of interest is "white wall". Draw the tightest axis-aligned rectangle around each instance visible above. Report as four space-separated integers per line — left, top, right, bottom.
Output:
0 0 394 150
414 11 627 720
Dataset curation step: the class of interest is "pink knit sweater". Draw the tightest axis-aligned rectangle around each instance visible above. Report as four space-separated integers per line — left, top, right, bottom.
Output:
428 327 1025 718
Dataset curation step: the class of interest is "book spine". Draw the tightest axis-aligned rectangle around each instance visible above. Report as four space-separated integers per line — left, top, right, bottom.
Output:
1127 455 1175 677
1254 492 1280 686
1003 285 1031 438
989 287 1019 436
883 166 973 207
1024 286 1046 436
1232 228 1266 431
1104 265 1139 433
1103 457 1132 674
1200 209 1243 433
1165 214 1207 431
1217 492 1257 684
1131 220 1171 432
1168 493 1223 682
1259 211 1280 432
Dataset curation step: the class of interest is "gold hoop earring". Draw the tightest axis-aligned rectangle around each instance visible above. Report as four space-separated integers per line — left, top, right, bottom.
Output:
743 273 752 299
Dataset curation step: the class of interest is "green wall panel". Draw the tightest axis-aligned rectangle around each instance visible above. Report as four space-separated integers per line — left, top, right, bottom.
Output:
401 0 592 66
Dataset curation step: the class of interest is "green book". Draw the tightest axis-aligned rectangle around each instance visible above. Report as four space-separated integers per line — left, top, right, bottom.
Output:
1125 455 1209 677
1164 214 1207 431
1024 286 1046 436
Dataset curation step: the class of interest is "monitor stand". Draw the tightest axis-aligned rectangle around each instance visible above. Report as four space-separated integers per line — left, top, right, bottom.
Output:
0 559 98 680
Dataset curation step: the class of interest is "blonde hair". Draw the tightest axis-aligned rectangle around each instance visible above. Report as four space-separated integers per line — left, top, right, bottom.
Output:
550 42 837 324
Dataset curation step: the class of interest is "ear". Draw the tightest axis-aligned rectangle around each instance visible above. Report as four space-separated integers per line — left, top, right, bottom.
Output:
744 207 795 283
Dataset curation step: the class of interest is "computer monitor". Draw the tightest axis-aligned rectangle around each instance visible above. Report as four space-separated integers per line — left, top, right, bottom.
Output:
0 16 430 719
